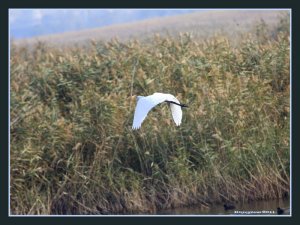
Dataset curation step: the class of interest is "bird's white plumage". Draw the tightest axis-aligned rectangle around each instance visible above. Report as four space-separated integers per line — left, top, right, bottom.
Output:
169 98 182 126
132 92 184 129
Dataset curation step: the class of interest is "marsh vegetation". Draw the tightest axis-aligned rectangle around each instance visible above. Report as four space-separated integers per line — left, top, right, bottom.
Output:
10 13 290 215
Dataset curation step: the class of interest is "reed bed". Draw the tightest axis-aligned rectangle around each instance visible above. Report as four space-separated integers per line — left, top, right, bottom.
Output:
10 17 290 214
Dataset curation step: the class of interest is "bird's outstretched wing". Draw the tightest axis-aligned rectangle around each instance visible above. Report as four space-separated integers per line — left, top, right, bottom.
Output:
132 93 167 129
167 95 183 126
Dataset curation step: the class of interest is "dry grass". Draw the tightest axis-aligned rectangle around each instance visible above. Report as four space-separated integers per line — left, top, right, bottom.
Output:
10 13 290 215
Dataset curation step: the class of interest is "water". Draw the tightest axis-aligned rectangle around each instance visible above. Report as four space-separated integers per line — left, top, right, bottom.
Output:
158 198 290 216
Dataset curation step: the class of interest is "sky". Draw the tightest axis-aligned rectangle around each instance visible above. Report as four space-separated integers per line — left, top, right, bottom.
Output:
9 9 201 39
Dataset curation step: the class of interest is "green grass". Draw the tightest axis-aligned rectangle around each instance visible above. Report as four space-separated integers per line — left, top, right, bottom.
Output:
10 15 290 214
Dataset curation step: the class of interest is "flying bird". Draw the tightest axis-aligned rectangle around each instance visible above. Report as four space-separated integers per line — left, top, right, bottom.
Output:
132 92 188 130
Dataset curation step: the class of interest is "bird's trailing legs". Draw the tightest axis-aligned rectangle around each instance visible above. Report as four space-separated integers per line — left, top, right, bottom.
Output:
165 100 188 108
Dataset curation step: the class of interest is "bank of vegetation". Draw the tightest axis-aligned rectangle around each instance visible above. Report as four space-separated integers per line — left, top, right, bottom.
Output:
10 14 290 214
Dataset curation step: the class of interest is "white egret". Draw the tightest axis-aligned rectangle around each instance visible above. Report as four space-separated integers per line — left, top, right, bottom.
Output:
132 92 188 130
